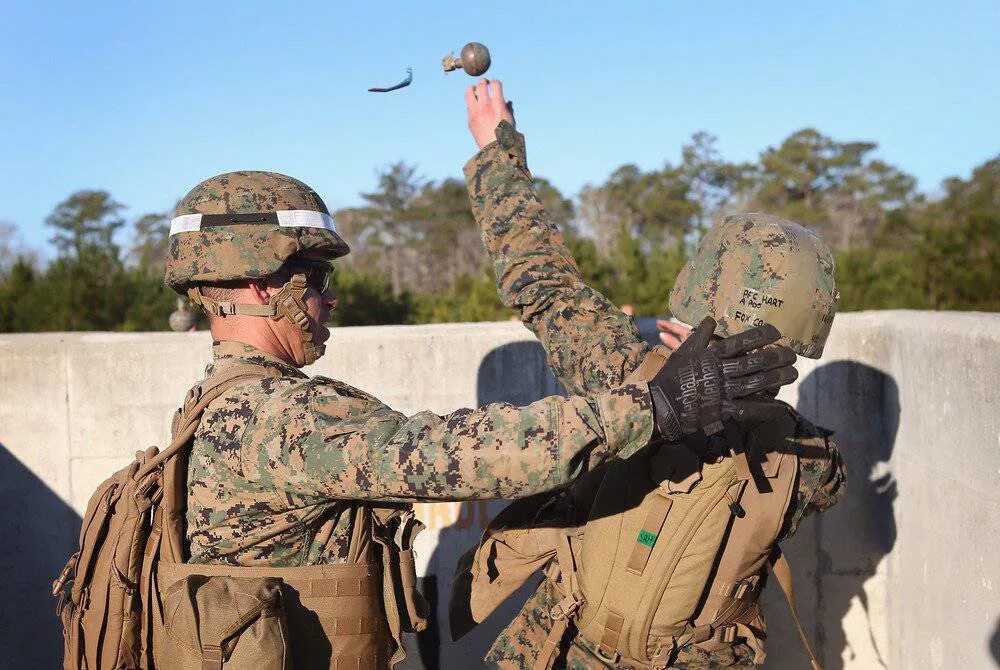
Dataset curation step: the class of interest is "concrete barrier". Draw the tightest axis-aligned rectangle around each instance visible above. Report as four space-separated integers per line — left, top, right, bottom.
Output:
1 311 998 669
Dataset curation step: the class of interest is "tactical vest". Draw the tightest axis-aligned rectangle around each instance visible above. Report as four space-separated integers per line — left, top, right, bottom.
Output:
450 347 821 670
55 364 427 670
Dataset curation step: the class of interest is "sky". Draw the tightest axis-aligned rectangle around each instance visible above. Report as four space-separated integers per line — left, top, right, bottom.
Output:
2 0 998 256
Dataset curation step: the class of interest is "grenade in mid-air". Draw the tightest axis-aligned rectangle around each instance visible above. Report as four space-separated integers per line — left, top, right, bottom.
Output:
442 42 491 76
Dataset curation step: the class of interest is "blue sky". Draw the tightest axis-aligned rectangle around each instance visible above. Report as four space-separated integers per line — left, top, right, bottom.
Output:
2 1 997 255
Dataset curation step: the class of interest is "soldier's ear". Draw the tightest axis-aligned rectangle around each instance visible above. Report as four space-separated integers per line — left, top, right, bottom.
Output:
246 279 274 304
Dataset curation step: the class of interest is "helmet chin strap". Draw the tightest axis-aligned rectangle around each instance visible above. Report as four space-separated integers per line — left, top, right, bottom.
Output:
187 273 324 366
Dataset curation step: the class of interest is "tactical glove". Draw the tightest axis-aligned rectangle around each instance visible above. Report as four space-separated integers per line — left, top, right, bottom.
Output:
648 317 798 441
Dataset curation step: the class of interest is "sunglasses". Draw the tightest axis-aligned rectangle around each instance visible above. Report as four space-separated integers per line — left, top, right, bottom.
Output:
286 261 334 294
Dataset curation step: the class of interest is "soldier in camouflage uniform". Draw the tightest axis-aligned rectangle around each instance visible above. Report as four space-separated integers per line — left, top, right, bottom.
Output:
461 79 846 669
163 169 797 666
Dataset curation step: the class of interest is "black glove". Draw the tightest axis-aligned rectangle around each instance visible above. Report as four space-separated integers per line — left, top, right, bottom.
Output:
648 317 798 441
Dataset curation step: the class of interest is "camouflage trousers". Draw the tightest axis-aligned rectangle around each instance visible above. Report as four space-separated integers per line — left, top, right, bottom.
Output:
485 581 757 670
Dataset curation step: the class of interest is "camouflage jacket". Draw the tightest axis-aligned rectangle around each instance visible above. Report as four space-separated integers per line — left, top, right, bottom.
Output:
463 122 847 669
186 341 654 566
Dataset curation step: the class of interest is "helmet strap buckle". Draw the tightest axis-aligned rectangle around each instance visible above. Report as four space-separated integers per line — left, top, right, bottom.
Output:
269 273 321 366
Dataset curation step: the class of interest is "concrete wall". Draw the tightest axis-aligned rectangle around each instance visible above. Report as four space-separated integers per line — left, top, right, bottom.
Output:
1 311 998 669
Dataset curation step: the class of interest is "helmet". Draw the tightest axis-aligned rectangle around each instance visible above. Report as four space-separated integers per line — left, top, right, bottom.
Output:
165 171 350 366
165 171 349 292
668 213 838 358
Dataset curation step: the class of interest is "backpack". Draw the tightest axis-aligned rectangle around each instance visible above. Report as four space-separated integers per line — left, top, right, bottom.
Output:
450 347 823 670
53 364 428 670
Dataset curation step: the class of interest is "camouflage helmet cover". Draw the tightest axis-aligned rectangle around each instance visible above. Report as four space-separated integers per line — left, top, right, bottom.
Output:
165 171 350 293
669 213 838 358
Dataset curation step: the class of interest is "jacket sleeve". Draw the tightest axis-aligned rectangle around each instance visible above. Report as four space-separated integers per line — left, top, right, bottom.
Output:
779 420 848 540
464 122 650 399
245 378 655 503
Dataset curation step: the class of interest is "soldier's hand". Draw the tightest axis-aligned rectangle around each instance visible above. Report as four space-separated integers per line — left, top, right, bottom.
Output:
647 317 798 440
656 318 691 350
466 78 515 149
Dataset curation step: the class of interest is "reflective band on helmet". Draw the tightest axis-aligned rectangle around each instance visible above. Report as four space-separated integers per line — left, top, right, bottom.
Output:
169 214 203 235
169 210 338 236
275 210 338 232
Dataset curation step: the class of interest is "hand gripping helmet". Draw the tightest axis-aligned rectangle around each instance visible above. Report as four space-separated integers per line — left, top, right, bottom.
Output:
669 213 838 358
165 171 350 365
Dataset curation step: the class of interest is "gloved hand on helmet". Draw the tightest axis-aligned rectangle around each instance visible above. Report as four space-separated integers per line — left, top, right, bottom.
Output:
648 317 797 441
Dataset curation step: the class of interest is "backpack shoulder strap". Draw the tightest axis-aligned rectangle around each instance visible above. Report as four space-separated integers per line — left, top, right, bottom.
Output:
199 362 273 398
769 548 823 670
136 363 273 479
150 363 276 563
533 530 586 670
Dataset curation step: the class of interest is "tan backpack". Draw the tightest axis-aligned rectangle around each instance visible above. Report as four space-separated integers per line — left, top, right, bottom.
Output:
451 347 822 670
54 364 428 670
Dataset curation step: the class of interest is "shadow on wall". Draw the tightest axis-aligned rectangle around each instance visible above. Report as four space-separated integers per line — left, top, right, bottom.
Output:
401 341 563 669
0 442 81 668
474 341 567 408
784 362 900 670
990 617 1000 668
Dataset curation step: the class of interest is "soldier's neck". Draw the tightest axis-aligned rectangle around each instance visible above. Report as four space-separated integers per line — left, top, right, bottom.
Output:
209 317 299 367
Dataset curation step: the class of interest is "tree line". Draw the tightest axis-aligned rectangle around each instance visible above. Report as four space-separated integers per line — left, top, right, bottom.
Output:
1 127 997 333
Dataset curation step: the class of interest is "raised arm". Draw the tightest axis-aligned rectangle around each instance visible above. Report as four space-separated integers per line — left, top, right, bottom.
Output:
461 80 802 444
463 79 648 398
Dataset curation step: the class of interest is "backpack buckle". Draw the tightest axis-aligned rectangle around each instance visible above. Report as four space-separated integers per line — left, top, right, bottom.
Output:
52 551 79 596
135 473 162 503
549 593 584 621
595 645 620 663
650 638 679 669
184 384 203 411
731 575 759 600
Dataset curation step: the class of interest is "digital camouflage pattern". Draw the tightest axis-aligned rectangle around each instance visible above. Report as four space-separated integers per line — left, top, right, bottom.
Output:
165 171 350 293
669 213 838 359
464 122 846 669
464 123 650 397
187 340 655 565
